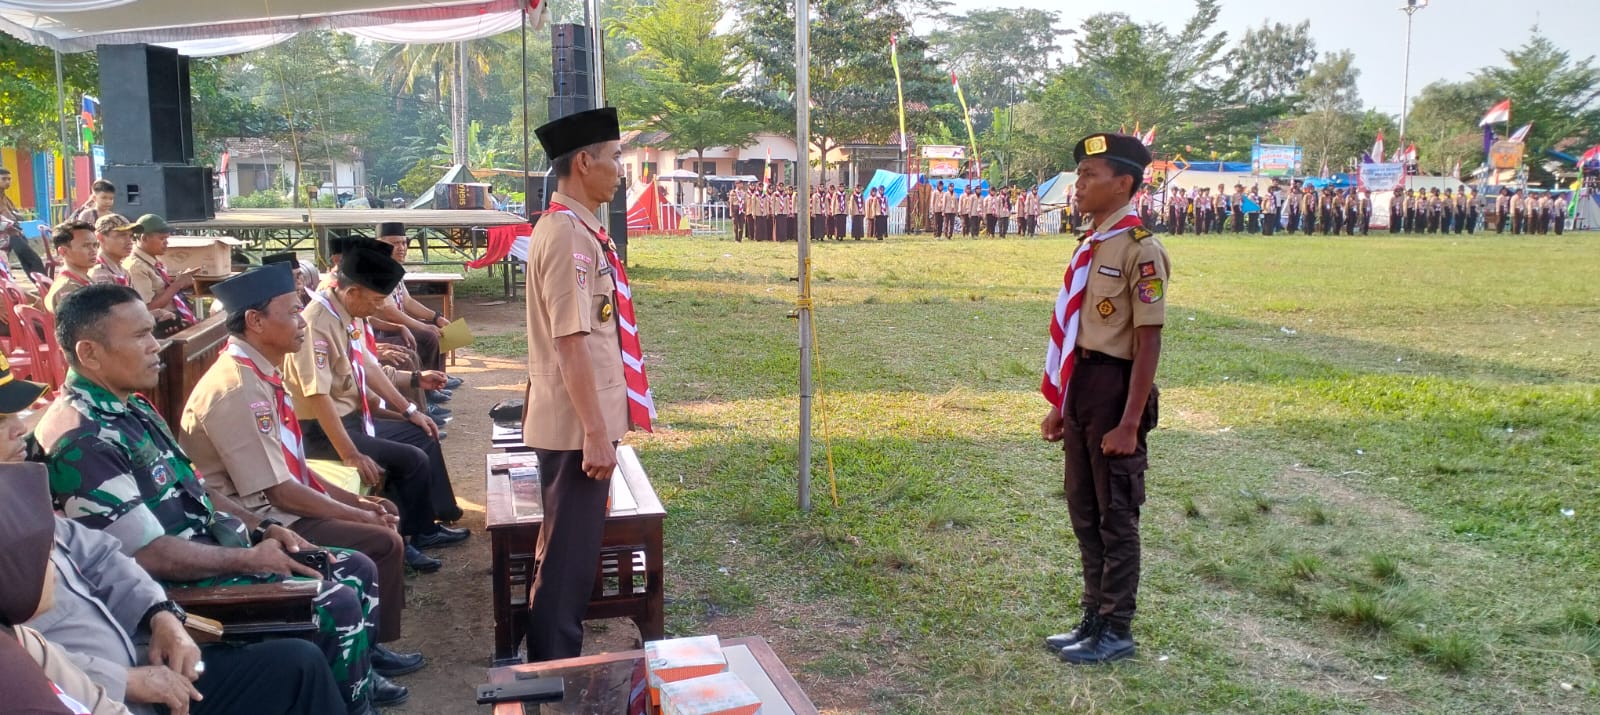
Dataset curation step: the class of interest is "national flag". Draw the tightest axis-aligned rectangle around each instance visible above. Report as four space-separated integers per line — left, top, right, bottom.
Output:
763 147 772 183
1370 130 1384 163
1580 145 1600 166
1508 122 1532 143
1402 143 1417 163
1478 99 1511 127
1389 146 1404 162
1140 125 1157 147
218 151 229 173
950 72 979 168
1450 157 1460 179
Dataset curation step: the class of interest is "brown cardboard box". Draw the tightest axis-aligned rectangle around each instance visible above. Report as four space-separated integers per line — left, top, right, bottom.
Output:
163 236 244 277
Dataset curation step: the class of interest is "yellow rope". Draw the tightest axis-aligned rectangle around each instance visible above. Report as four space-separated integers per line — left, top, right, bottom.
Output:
799 256 839 507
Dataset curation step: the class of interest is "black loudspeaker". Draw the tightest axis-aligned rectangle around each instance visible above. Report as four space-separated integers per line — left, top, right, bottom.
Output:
552 70 591 98
105 164 215 221
551 23 590 50
553 45 590 75
98 44 193 165
609 182 629 263
547 95 595 122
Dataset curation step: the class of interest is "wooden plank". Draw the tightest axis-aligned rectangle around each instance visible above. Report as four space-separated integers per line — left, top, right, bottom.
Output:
168 208 527 230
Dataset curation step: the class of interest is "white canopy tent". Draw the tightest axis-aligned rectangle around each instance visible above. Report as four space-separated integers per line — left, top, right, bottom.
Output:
0 0 540 55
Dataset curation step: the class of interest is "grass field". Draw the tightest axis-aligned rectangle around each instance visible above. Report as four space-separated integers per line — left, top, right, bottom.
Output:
480 232 1600 713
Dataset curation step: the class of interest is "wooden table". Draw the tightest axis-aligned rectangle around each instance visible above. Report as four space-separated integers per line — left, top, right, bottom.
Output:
486 445 666 665
403 271 463 365
485 636 818 715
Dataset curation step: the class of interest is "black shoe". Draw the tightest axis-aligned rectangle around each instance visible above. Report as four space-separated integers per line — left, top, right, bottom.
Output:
1045 610 1101 652
1059 624 1135 665
412 525 470 549
372 645 427 677
426 389 451 404
444 376 464 390
403 544 441 573
369 672 410 707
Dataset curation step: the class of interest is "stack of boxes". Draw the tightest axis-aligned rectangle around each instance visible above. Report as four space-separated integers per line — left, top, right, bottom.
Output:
644 636 761 715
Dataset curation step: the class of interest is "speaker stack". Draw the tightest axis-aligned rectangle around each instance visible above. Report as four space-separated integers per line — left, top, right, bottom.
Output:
98 44 214 222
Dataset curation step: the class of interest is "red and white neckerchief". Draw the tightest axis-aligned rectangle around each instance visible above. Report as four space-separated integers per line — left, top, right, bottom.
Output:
95 255 130 286
227 338 325 494
57 267 91 287
50 683 92 715
139 253 196 324
308 289 376 437
1041 211 1143 412
548 201 656 432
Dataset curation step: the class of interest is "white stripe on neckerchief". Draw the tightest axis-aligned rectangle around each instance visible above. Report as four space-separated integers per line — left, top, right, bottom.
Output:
1041 210 1143 412
308 289 376 437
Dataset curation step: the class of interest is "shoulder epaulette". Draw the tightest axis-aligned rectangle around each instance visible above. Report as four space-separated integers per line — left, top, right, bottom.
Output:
1130 226 1153 241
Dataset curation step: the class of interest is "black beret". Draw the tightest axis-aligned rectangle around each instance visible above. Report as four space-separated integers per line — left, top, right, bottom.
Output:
213 263 295 312
377 222 406 238
261 252 297 266
535 107 621 160
341 247 406 295
1073 133 1152 173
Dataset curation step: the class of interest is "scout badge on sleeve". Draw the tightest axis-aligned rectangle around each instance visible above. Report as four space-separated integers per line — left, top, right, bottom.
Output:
252 401 274 433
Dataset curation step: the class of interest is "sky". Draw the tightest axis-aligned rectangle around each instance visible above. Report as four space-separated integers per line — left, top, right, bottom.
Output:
932 0 1599 118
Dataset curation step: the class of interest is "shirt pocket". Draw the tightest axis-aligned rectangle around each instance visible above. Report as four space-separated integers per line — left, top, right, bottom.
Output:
1089 274 1130 327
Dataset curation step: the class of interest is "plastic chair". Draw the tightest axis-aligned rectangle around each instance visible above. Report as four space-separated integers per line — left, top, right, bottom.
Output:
0 285 35 381
12 305 62 393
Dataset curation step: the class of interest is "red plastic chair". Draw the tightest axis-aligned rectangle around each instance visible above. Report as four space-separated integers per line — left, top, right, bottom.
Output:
0 285 35 381
12 305 62 393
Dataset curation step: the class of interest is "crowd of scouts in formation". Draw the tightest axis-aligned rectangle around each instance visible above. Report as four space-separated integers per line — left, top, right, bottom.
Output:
723 181 1046 241
1141 181 1571 236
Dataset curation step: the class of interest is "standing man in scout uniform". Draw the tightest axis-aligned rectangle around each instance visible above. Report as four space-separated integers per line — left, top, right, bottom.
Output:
849 186 866 240
831 184 849 240
729 183 745 242
283 247 469 560
1509 190 1524 235
179 263 430 677
89 213 134 286
932 181 947 238
43 221 97 314
1041 133 1166 665
810 185 827 241
123 214 199 334
524 107 657 662
957 184 974 238
1554 191 1568 235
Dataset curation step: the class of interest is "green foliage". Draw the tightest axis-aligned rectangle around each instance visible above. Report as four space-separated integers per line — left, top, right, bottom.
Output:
229 190 292 208
0 36 97 150
1473 29 1600 184
1406 78 1499 176
929 7 1064 132
1280 50 1364 174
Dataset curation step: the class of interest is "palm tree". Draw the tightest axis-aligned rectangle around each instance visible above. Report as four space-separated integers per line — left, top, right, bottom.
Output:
376 40 495 167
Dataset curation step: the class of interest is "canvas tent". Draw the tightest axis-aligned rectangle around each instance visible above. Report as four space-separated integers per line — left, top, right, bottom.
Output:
625 180 682 234
1038 172 1075 206
0 1 538 55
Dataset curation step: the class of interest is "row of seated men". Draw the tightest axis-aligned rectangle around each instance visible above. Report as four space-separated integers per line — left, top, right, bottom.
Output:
0 231 471 713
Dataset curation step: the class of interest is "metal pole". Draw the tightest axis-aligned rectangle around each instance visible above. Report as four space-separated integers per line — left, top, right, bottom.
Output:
586 0 609 235
1399 8 1415 140
520 6 531 221
55 50 71 220
795 0 813 512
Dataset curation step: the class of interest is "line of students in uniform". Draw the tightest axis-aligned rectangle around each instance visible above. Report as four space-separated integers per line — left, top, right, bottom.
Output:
927 182 1042 239
1384 187 1485 234
727 183 890 241
1487 188 1569 235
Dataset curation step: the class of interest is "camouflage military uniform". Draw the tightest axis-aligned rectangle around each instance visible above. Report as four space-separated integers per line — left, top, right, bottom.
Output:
37 370 379 707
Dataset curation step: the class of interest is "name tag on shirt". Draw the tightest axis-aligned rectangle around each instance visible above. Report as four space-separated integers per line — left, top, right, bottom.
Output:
1097 266 1122 278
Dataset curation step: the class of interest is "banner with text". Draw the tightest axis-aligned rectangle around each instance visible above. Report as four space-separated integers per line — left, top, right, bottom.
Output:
1359 162 1406 192
1251 143 1302 177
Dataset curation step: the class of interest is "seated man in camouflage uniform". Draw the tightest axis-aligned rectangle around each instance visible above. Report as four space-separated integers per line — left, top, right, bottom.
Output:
35 284 407 715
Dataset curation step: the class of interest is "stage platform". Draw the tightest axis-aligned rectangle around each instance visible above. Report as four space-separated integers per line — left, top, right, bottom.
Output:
169 207 528 270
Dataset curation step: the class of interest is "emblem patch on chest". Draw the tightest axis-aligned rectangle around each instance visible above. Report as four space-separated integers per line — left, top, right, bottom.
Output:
1097 298 1116 317
599 297 614 323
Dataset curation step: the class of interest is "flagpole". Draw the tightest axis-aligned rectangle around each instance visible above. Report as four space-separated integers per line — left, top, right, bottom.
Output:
1398 1 1427 141
795 0 814 512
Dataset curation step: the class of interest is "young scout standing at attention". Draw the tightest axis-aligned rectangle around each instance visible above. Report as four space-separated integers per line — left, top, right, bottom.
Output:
1040 133 1168 665
524 108 656 661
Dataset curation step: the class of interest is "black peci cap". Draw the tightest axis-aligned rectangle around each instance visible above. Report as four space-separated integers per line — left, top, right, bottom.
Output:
377 222 406 238
213 264 296 314
261 252 297 266
1073 133 1153 173
0 352 47 414
535 107 621 160
341 247 406 294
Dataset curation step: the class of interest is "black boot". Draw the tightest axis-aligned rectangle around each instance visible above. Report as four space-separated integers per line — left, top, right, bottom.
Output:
1044 609 1100 652
371 645 427 677
1059 622 1135 665
369 672 411 707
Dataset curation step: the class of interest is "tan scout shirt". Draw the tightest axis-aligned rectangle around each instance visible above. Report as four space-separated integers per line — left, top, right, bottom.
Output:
43 270 91 314
1077 204 1171 360
180 338 303 526
524 191 628 451
88 254 130 285
122 247 168 304
284 289 366 419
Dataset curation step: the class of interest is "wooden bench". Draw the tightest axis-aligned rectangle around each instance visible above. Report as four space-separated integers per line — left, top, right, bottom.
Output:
486 445 666 665
150 312 229 434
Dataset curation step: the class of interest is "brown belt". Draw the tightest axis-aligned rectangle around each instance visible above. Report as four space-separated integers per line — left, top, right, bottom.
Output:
1077 348 1131 365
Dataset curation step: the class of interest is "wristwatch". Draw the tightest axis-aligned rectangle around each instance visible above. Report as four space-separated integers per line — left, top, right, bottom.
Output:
139 599 187 632
250 517 284 546
403 403 419 418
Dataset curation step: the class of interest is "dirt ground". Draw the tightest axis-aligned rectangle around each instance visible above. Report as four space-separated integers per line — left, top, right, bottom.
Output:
379 298 636 713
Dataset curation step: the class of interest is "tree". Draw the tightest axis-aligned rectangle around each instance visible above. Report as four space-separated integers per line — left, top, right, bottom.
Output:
611 0 763 199
1281 50 1363 174
929 7 1065 132
1225 21 1317 107
1474 28 1600 184
1404 78 1498 176
1034 1 1231 162
0 37 97 150
733 0 954 183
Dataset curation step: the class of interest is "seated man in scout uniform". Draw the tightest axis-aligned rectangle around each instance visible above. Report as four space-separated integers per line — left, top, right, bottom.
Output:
34 284 406 713
43 221 98 314
90 214 135 286
121 214 198 333
370 223 462 392
180 264 432 678
284 247 468 560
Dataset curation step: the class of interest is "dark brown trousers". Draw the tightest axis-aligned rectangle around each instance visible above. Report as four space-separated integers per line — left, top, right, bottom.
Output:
1061 354 1158 630
526 448 612 662
292 516 406 642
